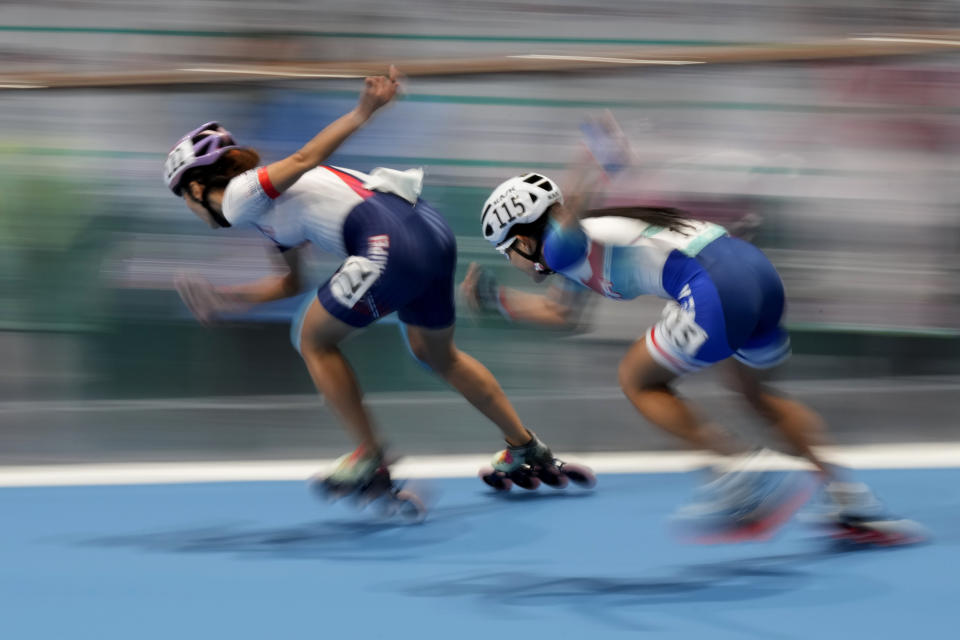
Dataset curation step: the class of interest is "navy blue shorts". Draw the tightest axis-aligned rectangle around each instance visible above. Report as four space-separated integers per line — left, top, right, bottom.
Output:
317 192 457 329
647 235 791 375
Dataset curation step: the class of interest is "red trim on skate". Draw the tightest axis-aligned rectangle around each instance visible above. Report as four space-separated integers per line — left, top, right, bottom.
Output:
348 444 368 462
682 479 815 545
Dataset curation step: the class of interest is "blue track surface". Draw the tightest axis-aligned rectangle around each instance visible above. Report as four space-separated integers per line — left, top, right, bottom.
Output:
1 468 956 639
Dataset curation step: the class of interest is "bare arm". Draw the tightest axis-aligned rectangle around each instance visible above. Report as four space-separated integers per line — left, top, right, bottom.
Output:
545 164 601 233
216 246 304 305
259 66 401 195
497 285 580 327
550 114 623 229
176 246 307 325
459 262 586 328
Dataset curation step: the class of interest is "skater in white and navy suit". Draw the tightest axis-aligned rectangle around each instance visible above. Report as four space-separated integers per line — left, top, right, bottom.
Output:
164 67 592 513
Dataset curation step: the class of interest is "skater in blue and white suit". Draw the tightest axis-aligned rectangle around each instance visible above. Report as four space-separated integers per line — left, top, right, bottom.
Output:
462 169 924 545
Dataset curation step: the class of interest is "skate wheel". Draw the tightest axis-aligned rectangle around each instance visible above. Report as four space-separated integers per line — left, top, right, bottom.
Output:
479 467 513 491
309 475 351 503
508 467 542 490
536 465 569 489
354 471 394 508
391 490 427 524
561 463 597 489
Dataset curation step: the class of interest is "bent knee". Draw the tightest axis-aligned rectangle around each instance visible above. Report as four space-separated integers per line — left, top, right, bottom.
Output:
300 330 341 357
617 356 636 392
422 349 457 375
742 388 797 424
408 340 456 374
406 335 429 364
618 349 672 393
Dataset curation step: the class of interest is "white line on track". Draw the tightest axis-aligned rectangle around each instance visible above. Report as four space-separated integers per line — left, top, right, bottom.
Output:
2 443 960 487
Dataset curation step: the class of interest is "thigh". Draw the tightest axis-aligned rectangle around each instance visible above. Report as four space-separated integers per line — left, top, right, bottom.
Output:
325 196 456 329
289 292 315 355
397 200 457 329
620 336 679 390
316 223 440 328
299 296 358 350
733 324 792 370
317 254 398 328
403 323 456 369
646 274 733 376
397 268 455 329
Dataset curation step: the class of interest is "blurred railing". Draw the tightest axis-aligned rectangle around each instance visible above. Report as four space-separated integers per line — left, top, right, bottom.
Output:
4 31 960 89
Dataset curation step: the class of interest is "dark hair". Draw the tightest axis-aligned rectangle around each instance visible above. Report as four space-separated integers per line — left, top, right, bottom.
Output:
501 212 553 270
180 147 261 195
581 206 696 235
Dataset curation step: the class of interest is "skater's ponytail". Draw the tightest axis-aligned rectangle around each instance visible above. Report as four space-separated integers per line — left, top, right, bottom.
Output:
581 205 696 235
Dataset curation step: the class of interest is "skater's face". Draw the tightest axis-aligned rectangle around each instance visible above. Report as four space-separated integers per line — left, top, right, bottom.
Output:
506 236 549 283
183 181 225 229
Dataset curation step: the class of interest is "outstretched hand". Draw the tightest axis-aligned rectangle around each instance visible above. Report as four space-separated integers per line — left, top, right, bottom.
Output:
355 65 402 120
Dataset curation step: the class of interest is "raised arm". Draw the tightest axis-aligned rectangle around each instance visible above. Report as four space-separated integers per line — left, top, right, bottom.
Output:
550 111 629 230
258 66 401 196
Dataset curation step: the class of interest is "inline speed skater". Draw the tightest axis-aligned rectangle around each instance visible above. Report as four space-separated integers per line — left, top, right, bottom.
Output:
164 67 592 519
462 159 924 546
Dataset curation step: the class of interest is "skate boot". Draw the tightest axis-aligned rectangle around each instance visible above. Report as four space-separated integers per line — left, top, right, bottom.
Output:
317 444 385 501
672 449 815 543
478 431 596 492
310 444 427 523
811 482 928 548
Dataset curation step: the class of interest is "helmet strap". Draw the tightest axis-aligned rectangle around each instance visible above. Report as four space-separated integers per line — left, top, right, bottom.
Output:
510 235 554 275
191 186 232 228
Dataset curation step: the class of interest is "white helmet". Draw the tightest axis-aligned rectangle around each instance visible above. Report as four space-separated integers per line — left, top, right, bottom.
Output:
481 173 563 252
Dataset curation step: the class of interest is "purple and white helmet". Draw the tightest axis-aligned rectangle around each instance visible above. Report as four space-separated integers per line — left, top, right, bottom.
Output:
164 122 238 195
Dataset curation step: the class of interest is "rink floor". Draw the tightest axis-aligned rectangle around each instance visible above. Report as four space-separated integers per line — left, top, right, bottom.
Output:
1 466 955 639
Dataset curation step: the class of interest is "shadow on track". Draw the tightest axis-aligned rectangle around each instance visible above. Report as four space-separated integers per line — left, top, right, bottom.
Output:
78 490 591 562
392 548 862 632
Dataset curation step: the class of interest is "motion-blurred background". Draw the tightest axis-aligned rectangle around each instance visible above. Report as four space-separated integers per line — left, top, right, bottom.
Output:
1 0 959 464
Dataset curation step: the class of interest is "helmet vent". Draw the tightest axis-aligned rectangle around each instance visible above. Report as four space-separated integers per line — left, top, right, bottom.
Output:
523 174 542 184
529 192 538 204
484 223 494 237
539 180 554 192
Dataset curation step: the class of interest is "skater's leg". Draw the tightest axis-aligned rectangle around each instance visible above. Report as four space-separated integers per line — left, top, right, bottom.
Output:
723 361 927 544
618 337 747 457
299 298 380 453
404 324 531 447
723 360 833 478
620 337 811 540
